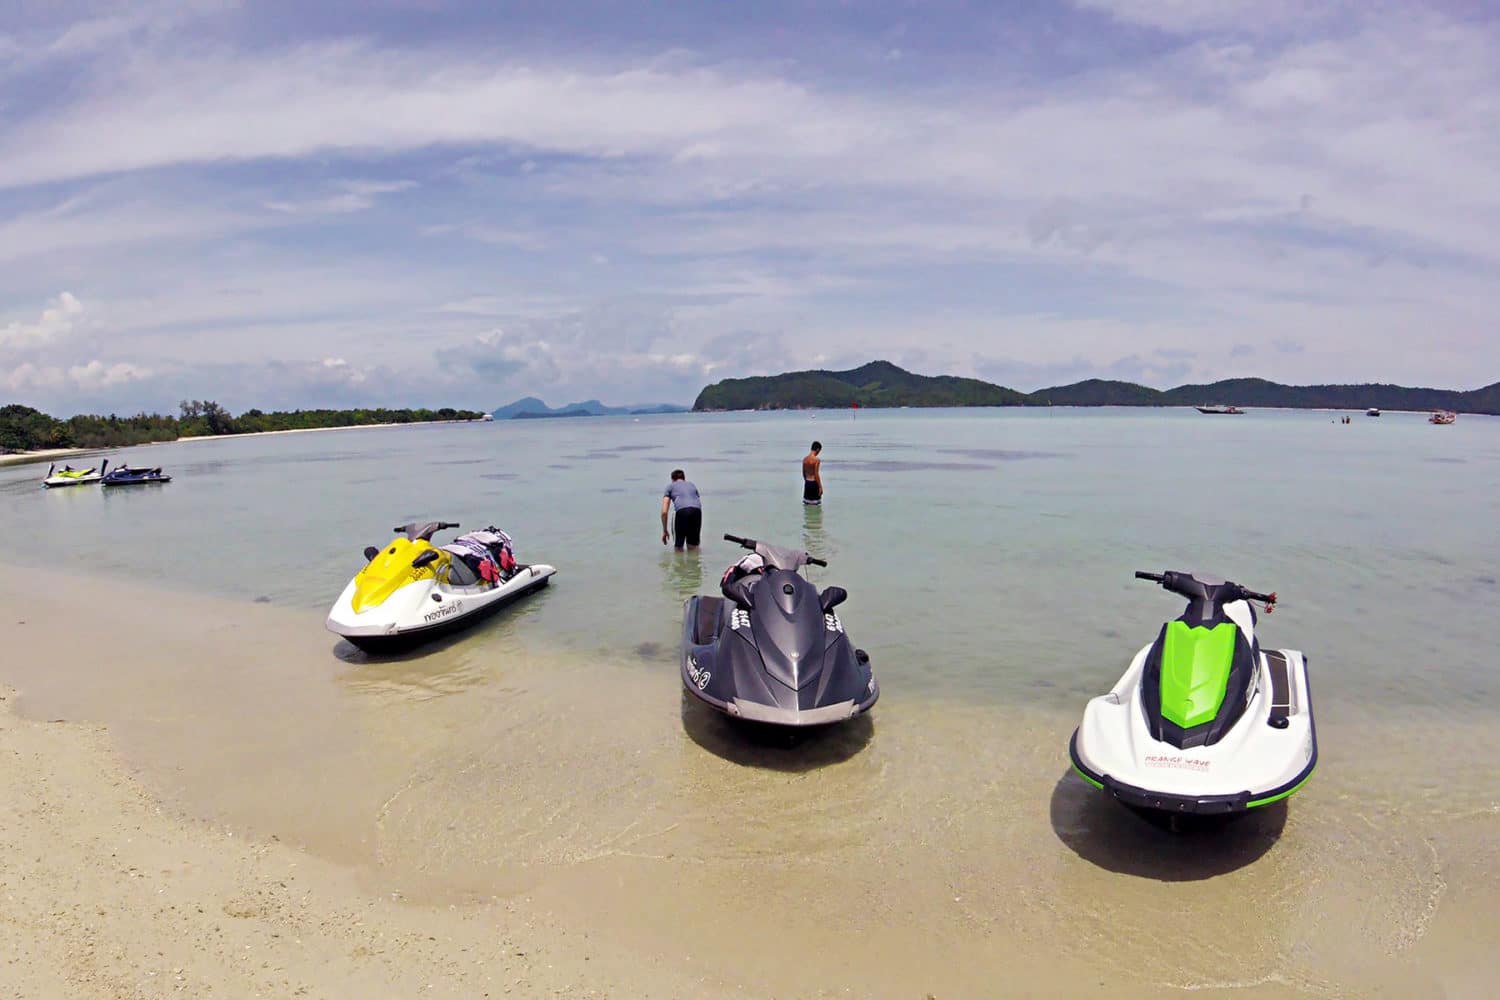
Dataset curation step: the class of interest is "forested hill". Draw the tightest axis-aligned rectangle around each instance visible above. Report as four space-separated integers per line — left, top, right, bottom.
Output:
692 360 1030 411
692 362 1500 414
1035 376 1500 414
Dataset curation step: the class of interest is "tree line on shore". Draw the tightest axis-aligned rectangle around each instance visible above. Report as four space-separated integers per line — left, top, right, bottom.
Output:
0 400 486 452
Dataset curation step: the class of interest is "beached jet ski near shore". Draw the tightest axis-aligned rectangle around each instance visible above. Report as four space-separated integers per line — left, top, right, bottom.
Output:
1070 570 1316 816
101 465 170 486
681 533 878 727
43 460 108 488
326 521 555 652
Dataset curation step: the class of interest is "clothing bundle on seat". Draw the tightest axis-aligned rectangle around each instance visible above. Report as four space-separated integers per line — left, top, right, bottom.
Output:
720 552 765 607
442 528 516 586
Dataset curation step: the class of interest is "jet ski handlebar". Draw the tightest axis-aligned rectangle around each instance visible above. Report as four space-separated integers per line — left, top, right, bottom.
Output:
1136 570 1275 607
724 533 827 567
394 521 460 540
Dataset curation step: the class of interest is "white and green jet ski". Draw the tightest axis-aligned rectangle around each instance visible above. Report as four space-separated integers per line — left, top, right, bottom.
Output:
42 460 108 488
1069 570 1315 815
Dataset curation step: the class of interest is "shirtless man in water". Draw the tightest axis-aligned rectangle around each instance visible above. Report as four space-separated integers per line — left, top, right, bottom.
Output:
802 441 823 505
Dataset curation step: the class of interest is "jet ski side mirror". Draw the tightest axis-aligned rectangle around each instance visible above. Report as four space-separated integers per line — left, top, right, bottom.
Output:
363 546 380 562
411 550 440 569
819 586 848 612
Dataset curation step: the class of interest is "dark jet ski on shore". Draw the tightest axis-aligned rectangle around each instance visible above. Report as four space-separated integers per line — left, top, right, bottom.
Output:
681 533 878 727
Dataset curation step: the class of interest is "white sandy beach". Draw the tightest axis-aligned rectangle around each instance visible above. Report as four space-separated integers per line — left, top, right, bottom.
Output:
0 447 92 468
0 418 486 470
174 418 488 443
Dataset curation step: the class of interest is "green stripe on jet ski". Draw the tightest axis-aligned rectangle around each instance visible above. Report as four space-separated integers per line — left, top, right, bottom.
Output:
1159 620 1237 730
1072 765 1104 790
1248 768 1315 808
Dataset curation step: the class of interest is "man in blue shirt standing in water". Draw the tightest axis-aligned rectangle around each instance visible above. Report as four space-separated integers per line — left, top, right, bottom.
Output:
661 469 703 548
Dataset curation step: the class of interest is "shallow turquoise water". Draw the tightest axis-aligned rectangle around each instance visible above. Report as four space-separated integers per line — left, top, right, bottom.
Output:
4 405 1497 721
6 406 1498 992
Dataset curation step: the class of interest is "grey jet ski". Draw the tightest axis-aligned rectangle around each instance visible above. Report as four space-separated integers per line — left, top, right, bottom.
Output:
681 533 878 727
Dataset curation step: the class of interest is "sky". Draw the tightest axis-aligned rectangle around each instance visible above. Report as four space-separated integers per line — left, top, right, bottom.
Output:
2 0 1498 414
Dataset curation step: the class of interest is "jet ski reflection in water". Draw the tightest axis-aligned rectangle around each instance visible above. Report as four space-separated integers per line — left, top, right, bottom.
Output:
1070 570 1316 819
681 533 877 727
326 521 556 653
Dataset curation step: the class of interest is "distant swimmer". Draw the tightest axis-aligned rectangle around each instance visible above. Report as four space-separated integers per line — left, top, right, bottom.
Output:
802 441 823 506
661 469 702 549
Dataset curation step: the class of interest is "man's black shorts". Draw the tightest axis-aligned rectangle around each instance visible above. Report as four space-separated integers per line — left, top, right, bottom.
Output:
673 506 702 548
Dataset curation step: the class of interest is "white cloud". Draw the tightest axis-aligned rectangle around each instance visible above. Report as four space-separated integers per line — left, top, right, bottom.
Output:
3 357 152 393
68 359 153 387
1069 0 1351 35
264 178 417 215
0 292 84 349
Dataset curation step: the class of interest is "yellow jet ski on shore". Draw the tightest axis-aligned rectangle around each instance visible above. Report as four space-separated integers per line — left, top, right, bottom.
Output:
325 521 556 653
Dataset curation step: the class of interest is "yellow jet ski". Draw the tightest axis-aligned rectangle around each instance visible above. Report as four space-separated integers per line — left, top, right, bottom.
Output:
43 460 108 488
325 521 556 653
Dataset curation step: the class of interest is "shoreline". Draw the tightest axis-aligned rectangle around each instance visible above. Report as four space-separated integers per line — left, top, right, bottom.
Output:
0 447 92 467
174 417 488 443
1 418 489 466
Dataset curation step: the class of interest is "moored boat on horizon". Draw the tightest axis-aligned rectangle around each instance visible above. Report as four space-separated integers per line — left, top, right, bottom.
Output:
1429 410 1456 425
1196 404 1245 415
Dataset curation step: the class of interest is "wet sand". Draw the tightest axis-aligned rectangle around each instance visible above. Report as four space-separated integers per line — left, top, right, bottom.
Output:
2 567 1497 997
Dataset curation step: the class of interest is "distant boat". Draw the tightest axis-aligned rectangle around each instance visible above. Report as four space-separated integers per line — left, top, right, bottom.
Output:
1366 408 1381 416
1429 410 1456 425
1196 404 1245 415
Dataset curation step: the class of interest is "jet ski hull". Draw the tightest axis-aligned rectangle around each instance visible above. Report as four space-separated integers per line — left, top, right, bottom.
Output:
43 461 107 488
102 468 171 486
1070 644 1316 815
43 473 103 488
681 594 878 727
327 564 555 653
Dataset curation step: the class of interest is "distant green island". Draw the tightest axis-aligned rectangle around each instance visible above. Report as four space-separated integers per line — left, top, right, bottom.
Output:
693 361 1500 415
0 400 486 452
